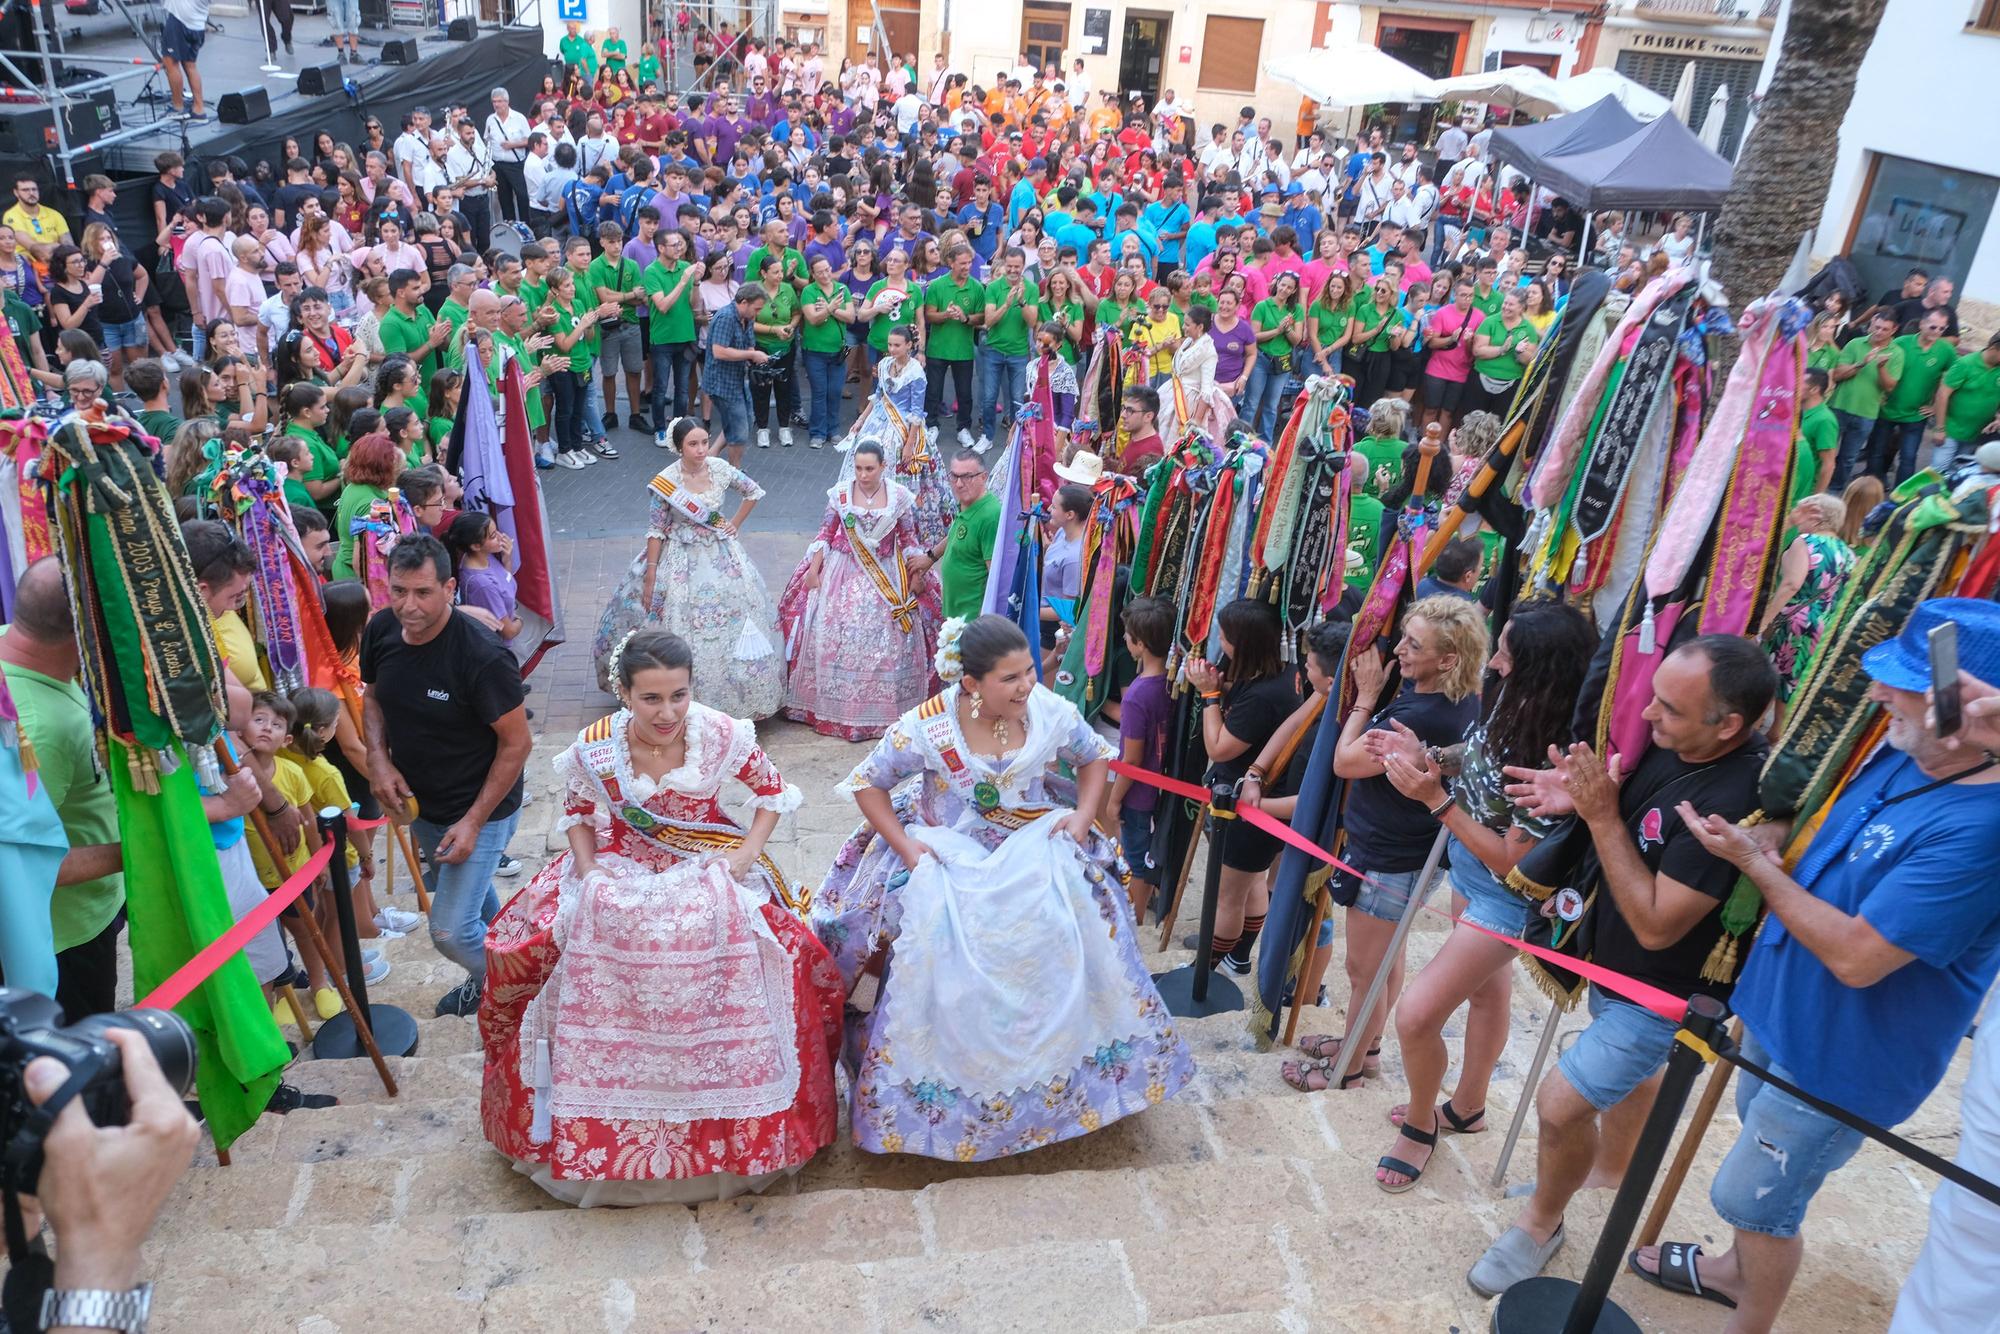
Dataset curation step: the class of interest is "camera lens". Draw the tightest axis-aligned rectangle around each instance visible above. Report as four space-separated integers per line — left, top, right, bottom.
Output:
66 1010 198 1099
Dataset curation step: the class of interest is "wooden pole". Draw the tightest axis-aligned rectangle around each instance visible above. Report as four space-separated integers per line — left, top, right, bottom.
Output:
1280 889 1328 1048
1637 1016 1744 1248
213 742 399 1098
1156 810 1205 954
1415 413 1531 576
274 983 315 1043
341 693 430 914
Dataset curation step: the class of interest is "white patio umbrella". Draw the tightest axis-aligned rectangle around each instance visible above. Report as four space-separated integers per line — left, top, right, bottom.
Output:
1696 82 1730 152
1553 66 1671 119
1668 62 1698 123
1431 66 1569 118
1261 42 1442 108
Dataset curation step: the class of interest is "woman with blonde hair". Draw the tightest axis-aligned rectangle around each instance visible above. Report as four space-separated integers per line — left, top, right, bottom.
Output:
78 222 147 387
1839 474 1884 547
1758 492 1856 704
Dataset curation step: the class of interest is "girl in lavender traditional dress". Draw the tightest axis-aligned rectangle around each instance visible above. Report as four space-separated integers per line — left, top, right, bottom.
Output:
811 616 1195 1161
775 441 943 740
591 417 783 716
836 326 954 550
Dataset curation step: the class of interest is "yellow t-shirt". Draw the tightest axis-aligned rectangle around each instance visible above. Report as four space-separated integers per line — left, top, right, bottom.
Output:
212 611 270 692
248 755 314 889
1143 311 1182 378
282 748 361 871
2 203 70 277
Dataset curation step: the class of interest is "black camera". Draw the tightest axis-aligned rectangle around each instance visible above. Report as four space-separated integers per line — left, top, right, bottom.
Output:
0 990 197 1195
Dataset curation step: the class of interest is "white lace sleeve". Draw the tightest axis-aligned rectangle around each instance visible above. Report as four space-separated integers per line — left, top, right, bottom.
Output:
552 744 610 835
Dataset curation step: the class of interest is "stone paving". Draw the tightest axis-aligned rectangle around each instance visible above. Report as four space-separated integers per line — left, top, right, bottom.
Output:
128 408 1966 1333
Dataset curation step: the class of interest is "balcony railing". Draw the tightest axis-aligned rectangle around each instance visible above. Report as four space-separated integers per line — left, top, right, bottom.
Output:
1634 0 1779 23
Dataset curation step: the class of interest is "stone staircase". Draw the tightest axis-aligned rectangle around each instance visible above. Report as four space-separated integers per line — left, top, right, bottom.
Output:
141 722 1958 1333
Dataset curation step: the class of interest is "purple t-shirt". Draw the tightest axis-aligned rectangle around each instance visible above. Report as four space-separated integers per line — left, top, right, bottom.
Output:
804 236 847 277
457 562 518 643
1118 673 1171 812
1210 317 1257 387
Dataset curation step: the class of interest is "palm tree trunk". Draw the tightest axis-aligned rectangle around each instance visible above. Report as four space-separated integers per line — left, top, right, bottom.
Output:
1711 0 1890 306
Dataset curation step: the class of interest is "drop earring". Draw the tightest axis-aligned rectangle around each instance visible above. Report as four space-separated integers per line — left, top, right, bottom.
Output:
969 692 982 721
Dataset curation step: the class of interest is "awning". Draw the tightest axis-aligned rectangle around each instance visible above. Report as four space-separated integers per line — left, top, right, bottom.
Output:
1261 42 1443 109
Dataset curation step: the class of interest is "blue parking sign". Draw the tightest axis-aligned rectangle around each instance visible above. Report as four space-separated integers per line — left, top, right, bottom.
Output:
557 0 585 20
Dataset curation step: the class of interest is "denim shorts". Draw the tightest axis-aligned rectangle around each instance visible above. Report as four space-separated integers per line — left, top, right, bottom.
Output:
1349 864 1432 925
325 0 360 30
1447 834 1533 937
710 388 751 446
1556 986 1678 1112
102 316 148 351
1708 1031 1865 1237
1120 805 1159 880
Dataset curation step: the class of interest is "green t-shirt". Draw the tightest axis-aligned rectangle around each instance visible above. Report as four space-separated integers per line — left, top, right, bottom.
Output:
752 282 797 353
1309 300 1349 349
1095 297 1142 337
559 33 597 78
642 258 697 344
1250 298 1304 370
866 279 921 352
332 482 388 581
1881 334 1959 423
982 276 1040 357
1807 344 1839 374
1474 314 1535 382
520 276 549 319
745 245 809 289
1471 284 1503 318
135 407 183 444
427 414 453 452
923 273 985 361
1346 493 1384 590
492 330 544 431
584 254 642 327
289 422 340 498
940 490 999 619
1049 298 1085 363
1942 351 2000 443
437 297 470 333
2 658 123 951
1352 299 1408 355
637 52 661 87
1827 338 1905 421
555 297 599 376
379 304 441 380
1188 290 1218 315
1354 433 1405 500
799 281 849 355
600 37 627 72
1789 403 1839 512
4 288 40 368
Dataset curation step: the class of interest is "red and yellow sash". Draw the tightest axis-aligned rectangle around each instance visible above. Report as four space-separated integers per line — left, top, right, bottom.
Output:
914 694 1052 831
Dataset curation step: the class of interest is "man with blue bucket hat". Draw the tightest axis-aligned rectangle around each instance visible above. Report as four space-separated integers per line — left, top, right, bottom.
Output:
1627 597 2000 1330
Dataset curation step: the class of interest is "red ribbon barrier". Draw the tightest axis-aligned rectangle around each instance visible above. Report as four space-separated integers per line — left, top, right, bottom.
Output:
1108 759 1690 1023
137 841 333 1012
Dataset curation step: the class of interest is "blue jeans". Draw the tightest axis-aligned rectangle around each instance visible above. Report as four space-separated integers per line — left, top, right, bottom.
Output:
803 346 845 441
1243 352 1295 440
1708 1031 1865 1237
409 809 519 983
650 340 697 426
582 373 606 443
1867 417 1927 486
976 346 1030 439
1831 408 1877 488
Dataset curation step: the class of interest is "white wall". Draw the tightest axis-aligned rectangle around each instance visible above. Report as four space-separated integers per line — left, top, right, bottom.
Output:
536 0 647 62
1815 0 2000 305
1481 9 1584 77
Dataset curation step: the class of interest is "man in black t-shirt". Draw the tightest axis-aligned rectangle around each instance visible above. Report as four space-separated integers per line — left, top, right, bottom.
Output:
361 535 530 1017
1467 635 1777 1300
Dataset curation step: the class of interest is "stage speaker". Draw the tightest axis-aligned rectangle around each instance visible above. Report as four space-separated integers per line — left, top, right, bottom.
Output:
217 87 271 124
446 16 476 39
379 35 419 63
296 62 344 96
0 89 118 154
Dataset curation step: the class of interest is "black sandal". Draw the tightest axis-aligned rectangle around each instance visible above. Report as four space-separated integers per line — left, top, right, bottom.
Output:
1280 1058 1369 1092
266 1084 339 1114
1626 1242 1738 1309
1375 1121 1438 1194
1438 1099 1487 1135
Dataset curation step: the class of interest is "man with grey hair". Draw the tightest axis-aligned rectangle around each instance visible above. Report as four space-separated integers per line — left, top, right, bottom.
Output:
436 262 480 336
702 283 769 465
484 87 533 225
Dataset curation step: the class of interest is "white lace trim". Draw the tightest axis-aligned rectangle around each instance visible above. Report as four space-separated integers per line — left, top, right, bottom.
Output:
742 782 804 816
609 705 753 803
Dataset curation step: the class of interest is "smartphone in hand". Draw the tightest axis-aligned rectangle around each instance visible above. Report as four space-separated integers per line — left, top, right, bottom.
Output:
1930 621 1962 737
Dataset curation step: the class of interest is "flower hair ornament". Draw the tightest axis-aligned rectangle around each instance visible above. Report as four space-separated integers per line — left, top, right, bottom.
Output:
609 628 641 693
933 616 967 682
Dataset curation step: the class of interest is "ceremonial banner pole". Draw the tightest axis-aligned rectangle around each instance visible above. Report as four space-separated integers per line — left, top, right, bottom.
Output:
1327 826 1448 1086
1491 995 1564 1188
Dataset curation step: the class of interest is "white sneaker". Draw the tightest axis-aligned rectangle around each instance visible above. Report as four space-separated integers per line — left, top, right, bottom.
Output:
808 436 824 450
363 954 391 985
926 425 939 445
655 430 670 448
579 448 601 465
371 924 407 940
973 435 992 454
555 450 586 469
956 428 973 447
778 425 794 446
757 427 771 449
376 907 423 933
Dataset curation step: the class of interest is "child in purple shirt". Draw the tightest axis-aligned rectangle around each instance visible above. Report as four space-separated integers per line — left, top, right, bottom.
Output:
1105 595 1175 921
445 511 521 644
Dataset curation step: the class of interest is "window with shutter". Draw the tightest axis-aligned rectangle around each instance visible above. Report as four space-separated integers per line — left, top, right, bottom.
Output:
1197 16 1264 93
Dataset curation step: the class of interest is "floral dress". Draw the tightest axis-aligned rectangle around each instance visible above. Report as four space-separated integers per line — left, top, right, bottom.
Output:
591 460 784 717
480 706 843 1206
1761 531 1856 701
836 355 955 550
775 481 942 741
811 684 1196 1161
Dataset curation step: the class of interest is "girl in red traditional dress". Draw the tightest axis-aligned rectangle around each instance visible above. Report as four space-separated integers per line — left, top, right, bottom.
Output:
480 630 843 1206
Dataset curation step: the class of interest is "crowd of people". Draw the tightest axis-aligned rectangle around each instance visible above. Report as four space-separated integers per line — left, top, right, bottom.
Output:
2 26 1999 1334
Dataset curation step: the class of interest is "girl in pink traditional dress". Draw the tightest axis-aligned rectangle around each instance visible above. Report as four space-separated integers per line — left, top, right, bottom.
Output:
480 630 844 1207
776 440 943 740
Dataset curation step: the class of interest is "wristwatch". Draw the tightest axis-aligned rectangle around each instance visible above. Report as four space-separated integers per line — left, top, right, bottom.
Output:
40 1284 153 1332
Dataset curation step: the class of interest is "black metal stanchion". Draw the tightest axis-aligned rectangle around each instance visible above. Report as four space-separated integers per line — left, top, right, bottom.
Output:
1492 993 1731 1334
311 807 421 1061
1151 781 1245 1017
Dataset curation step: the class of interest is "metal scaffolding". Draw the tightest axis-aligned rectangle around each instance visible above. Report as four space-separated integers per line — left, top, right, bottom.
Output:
0 0 185 184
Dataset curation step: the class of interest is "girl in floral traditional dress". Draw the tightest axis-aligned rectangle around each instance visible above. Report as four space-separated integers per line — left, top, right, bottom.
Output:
591 417 783 715
811 615 1195 1162
776 441 942 740
480 630 843 1207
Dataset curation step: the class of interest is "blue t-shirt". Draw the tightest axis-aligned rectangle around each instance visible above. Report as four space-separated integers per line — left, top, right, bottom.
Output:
955 201 1004 261
1056 220 1101 260
1007 178 1040 231
1143 199 1189 263
1184 219 1218 273
1733 751 2000 1127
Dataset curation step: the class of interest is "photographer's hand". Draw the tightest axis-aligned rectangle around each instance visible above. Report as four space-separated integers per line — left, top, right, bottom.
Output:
25 1029 197 1293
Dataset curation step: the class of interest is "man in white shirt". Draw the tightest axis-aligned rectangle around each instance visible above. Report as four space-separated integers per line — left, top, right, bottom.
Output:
927 52 955 104
894 87 924 136
1433 117 1470 171
575 114 618 178
1410 167 1439 233
414 132 451 205
1291 131 1328 173
1011 52 1038 87
1256 140 1290 189
1199 126 1235 176
483 87 532 225
532 142 576 236
1444 144 1488 195
742 41 768 86
1295 154 1334 203
395 107 432 203
522 131 552 226
256 263 302 366
1390 142 1422 191
1471 117 1495 160
1382 178 1422 230
800 43 823 93
1068 58 1090 109
445 115 497 244
537 100 574 149
1355 157 1394 225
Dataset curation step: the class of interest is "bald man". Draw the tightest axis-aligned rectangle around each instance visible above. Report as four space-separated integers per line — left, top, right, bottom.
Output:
0 559 125 1016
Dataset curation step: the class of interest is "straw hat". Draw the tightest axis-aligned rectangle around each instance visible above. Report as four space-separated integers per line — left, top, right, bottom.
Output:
1054 450 1106 486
